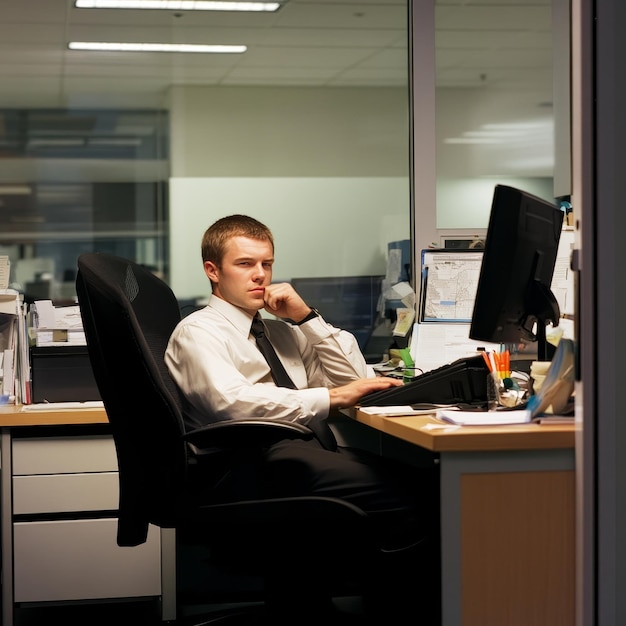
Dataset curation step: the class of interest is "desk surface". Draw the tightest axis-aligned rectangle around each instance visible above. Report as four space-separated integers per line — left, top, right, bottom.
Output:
0 405 108 428
348 408 575 452
0 404 575 453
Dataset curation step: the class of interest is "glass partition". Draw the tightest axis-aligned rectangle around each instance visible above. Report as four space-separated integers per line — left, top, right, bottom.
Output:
0 1 559 354
0 3 411 358
0 108 169 303
434 0 555 230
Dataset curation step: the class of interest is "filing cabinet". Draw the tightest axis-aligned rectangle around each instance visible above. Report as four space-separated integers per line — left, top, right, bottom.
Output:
10 432 161 603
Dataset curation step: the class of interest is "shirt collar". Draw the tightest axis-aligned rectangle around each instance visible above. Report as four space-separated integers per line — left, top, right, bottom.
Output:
207 294 256 338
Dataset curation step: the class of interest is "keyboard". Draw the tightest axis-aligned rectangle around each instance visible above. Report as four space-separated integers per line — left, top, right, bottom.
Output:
359 354 490 408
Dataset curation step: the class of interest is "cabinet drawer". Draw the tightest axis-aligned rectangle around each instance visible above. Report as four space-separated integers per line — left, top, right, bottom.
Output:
13 435 117 475
13 472 119 514
13 518 161 602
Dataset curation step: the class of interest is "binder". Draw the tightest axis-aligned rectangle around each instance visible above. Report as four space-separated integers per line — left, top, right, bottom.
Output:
0 290 29 403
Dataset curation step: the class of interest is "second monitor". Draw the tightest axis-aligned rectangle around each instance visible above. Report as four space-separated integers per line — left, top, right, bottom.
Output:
289 275 388 362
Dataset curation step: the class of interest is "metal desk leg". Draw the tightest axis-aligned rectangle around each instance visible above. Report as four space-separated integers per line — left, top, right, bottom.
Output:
1 429 13 626
160 527 177 622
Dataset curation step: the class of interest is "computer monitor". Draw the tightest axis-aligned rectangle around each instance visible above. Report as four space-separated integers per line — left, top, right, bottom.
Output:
289 275 386 361
469 184 564 361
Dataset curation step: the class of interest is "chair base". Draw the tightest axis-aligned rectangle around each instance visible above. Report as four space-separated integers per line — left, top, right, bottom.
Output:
175 595 367 625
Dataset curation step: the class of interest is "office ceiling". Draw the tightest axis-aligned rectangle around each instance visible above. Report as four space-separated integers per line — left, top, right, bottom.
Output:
0 0 554 180
0 0 552 107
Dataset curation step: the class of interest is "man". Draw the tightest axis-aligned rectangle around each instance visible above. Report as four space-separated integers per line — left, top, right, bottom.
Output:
165 215 439 623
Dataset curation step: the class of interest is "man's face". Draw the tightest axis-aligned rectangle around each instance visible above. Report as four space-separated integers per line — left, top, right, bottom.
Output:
204 235 274 316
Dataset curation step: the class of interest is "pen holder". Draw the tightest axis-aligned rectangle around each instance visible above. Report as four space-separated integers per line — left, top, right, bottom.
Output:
486 371 531 411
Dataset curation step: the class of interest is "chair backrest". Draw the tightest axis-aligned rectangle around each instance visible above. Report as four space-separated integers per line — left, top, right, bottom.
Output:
76 252 188 545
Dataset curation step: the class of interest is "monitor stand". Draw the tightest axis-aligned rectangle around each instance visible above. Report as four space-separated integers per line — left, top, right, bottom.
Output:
529 281 561 362
536 322 556 362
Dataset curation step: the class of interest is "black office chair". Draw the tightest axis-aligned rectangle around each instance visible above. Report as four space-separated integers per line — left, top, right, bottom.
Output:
75 252 377 625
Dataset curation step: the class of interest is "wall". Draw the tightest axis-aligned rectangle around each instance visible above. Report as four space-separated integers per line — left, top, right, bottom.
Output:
166 85 555 299
436 176 555 229
167 86 412 298
169 176 409 298
168 86 410 178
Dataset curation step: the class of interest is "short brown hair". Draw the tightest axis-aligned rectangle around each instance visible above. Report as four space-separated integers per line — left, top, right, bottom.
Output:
201 214 274 265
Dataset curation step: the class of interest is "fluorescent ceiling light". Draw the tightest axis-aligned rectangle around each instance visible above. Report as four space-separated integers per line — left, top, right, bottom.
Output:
444 120 553 145
482 123 550 131
443 138 503 145
75 1 281 11
69 41 246 53
0 186 32 195
88 138 143 146
28 138 85 147
464 130 529 139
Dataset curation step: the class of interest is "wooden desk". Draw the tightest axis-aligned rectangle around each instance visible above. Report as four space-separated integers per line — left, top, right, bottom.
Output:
345 409 576 626
0 405 165 626
0 403 108 426
1 404 575 625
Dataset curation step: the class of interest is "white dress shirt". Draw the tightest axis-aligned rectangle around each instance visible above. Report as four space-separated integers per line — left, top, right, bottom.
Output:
165 295 371 429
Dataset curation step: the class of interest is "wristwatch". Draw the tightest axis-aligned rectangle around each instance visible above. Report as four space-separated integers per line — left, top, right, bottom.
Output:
295 308 319 325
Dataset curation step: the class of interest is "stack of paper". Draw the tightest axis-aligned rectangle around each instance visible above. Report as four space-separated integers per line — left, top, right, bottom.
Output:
30 300 86 347
437 408 532 426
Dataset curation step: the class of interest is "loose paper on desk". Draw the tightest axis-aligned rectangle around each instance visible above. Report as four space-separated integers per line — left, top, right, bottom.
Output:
360 405 453 416
21 400 105 412
437 408 532 426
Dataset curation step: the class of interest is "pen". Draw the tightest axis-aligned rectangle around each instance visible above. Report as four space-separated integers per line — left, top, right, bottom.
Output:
493 351 501 374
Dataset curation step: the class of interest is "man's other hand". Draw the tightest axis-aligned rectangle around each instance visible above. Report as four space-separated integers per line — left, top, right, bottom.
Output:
329 377 404 409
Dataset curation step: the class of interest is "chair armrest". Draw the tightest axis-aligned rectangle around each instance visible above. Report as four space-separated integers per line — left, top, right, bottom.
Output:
182 418 315 449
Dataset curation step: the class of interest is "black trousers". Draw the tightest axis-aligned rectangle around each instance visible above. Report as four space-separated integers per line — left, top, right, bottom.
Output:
263 437 441 624
262 438 436 543
195 435 441 623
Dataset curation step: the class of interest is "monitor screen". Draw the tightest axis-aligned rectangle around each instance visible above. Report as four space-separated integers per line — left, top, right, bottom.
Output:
469 185 564 361
289 275 386 360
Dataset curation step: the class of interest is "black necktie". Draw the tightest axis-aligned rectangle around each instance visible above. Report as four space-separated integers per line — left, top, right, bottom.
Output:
250 316 297 389
250 316 337 451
